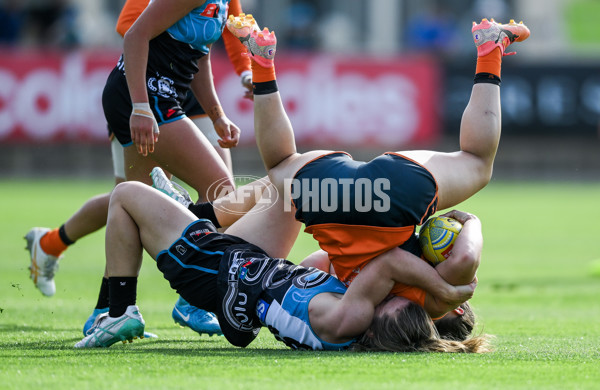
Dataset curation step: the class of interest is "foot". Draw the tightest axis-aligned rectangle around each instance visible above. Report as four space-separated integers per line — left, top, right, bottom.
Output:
24 227 60 297
150 167 193 208
82 307 109 336
75 305 146 348
82 307 157 339
172 296 222 336
472 18 530 57
227 14 277 68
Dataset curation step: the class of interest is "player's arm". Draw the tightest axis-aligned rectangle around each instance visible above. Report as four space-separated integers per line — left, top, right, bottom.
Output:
123 0 205 155
434 210 482 285
299 250 336 275
423 210 482 317
318 248 475 339
190 52 240 148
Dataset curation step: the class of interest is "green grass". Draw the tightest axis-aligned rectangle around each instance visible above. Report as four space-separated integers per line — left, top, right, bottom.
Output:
566 0 600 46
1 179 600 389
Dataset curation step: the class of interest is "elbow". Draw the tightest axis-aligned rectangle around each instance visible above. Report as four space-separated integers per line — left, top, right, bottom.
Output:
123 27 146 49
451 248 480 278
123 28 134 44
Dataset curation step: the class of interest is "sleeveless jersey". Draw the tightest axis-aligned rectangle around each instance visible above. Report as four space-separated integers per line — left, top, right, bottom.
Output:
218 247 356 350
164 0 229 54
256 266 354 351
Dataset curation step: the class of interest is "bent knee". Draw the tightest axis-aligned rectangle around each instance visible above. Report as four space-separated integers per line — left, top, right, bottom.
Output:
111 181 147 204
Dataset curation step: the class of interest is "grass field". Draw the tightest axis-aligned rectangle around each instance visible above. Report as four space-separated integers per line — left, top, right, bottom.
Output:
1 178 600 389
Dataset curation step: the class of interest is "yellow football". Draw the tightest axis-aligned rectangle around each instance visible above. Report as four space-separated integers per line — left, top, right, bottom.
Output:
418 216 463 265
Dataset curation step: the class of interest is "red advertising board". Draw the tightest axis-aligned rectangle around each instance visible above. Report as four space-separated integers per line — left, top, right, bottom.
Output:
0 49 440 147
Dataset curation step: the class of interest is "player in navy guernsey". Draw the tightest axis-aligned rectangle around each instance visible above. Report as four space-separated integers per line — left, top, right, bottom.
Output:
25 0 253 340
102 0 241 200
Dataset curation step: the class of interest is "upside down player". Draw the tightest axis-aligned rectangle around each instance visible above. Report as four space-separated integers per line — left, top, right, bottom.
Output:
222 15 529 348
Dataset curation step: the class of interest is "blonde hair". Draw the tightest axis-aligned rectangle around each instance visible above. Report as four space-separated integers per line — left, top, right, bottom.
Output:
434 302 476 341
352 301 493 353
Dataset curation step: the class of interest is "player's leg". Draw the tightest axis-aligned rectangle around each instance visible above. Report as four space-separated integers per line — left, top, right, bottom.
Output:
397 19 529 210
64 137 126 243
224 184 301 259
75 182 197 348
226 16 335 196
123 117 234 202
121 165 224 337
151 166 269 228
226 15 296 172
105 182 196 276
25 138 126 297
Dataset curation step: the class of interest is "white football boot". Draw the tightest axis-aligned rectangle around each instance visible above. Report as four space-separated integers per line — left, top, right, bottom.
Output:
150 167 193 208
75 305 146 348
25 227 60 296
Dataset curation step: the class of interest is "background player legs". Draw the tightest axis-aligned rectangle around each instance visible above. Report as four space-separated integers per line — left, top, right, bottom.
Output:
192 115 233 173
61 187 118 244
123 117 234 202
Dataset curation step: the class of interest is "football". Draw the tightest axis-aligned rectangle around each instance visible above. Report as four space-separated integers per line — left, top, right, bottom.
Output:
418 216 463 265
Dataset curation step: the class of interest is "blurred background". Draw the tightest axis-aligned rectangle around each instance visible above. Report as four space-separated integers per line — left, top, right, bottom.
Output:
0 0 599 180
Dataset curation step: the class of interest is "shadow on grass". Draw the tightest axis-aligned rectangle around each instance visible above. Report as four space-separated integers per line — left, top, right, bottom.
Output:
0 324 75 333
0 334 346 358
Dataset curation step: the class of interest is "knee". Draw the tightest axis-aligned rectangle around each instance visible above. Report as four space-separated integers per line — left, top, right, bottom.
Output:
267 153 302 194
111 181 146 205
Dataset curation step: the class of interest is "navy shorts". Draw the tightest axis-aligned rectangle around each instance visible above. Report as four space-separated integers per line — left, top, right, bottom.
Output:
155 219 250 313
292 152 438 228
182 93 206 117
102 60 187 147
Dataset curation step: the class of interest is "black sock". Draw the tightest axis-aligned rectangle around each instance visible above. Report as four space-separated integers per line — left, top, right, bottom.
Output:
108 277 137 317
187 202 221 228
95 277 110 310
253 80 278 95
474 72 501 86
58 224 75 245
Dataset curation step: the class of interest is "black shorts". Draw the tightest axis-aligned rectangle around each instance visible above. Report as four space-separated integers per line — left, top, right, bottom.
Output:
182 93 206 117
155 219 250 314
102 57 188 147
292 152 438 228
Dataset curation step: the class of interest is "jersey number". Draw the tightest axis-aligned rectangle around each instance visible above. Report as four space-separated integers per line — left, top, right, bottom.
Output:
201 4 220 18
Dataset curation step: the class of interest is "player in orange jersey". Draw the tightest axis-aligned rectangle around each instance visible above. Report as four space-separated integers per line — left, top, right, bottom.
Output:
224 15 528 349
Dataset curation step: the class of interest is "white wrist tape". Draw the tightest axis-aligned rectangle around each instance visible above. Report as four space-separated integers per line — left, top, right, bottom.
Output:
240 70 252 86
132 102 160 134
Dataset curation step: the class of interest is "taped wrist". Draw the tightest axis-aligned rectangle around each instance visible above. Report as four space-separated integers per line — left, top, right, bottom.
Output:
132 102 159 134
240 70 252 86
132 102 154 119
